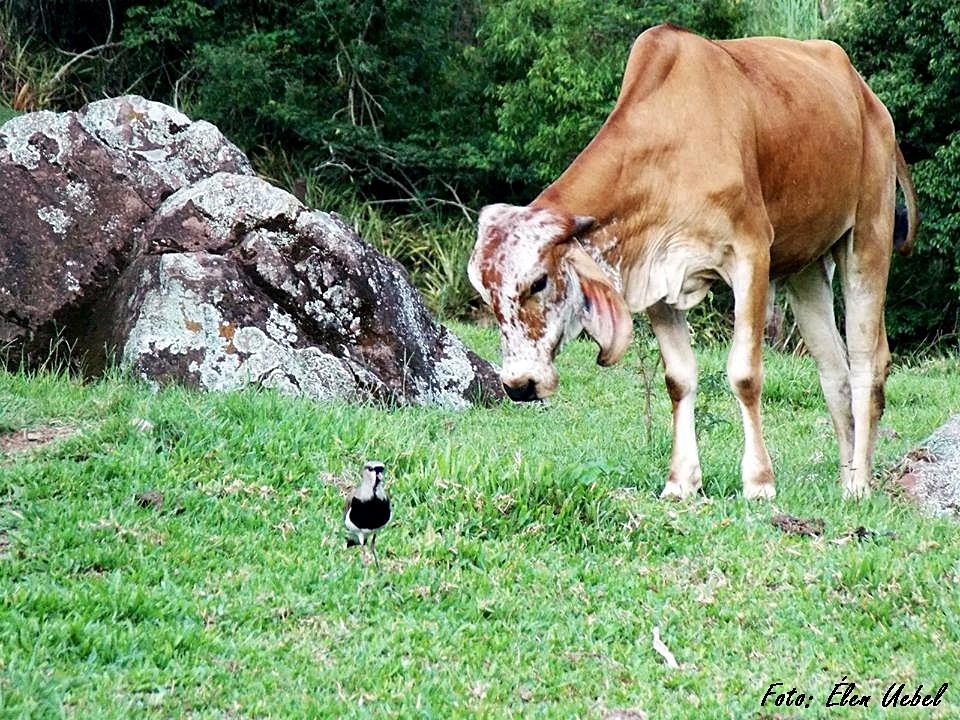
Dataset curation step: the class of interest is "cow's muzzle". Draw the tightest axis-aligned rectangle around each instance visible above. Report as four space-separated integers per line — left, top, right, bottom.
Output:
503 378 540 402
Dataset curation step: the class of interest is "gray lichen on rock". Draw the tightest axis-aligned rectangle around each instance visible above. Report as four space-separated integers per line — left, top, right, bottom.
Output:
0 111 77 169
36 205 73 235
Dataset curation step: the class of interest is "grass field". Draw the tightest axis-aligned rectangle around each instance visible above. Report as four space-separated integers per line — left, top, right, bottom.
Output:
2 324 959 719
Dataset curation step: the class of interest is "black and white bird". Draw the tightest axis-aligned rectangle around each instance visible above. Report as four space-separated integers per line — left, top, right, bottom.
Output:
344 460 391 568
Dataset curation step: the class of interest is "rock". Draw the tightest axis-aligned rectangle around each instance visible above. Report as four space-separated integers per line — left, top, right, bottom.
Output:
895 417 960 518
0 96 252 355
0 97 503 407
102 250 386 400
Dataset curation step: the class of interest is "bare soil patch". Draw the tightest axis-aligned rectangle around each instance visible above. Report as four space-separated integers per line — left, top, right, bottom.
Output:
0 422 78 455
771 513 825 537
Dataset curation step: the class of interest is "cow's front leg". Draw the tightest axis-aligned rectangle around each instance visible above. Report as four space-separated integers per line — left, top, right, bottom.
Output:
728 255 775 499
647 302 702 499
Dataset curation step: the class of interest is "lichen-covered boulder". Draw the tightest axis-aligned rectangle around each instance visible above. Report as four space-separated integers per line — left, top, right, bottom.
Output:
0 96 503 407
0 95 252 351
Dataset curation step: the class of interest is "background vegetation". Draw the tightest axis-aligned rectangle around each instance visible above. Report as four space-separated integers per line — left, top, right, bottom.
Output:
0 0 957 344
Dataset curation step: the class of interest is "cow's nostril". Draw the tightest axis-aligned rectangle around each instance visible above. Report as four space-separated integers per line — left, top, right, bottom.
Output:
503 379 540 402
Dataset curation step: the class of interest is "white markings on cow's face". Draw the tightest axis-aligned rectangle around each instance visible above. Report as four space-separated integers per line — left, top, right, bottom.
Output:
468 203 593 400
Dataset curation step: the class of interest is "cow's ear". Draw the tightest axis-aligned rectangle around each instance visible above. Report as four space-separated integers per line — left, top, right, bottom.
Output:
469 206 503 306
467 248 492 306
566 247 633 366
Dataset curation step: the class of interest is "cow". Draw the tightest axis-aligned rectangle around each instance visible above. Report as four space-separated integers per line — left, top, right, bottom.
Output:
468 24 919 500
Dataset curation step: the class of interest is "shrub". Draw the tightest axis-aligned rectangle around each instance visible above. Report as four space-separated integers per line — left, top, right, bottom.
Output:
828 0 960 346
740 0 825 37
1 0 126 109
179 1 494 204
476 0 745 197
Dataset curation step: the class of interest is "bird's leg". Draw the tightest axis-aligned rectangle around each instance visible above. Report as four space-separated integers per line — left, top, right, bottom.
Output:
370 534 380 570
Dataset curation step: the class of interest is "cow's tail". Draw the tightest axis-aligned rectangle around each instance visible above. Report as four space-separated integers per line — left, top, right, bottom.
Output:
893 143 919 256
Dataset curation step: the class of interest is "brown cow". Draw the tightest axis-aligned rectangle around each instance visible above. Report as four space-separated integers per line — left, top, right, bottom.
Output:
469 24 918 500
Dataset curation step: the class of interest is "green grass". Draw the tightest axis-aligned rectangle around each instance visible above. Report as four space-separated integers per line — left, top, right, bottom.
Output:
0 105 19 126
2 325 959 719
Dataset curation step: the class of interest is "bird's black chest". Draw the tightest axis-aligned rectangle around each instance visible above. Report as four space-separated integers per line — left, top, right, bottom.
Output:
349 496 391 531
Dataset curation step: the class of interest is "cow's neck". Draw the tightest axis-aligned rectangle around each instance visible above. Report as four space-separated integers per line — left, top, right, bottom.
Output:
533 150 720 313
533 150 673 301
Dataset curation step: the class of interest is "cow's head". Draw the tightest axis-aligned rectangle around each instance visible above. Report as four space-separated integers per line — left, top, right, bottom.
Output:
469 203 633 401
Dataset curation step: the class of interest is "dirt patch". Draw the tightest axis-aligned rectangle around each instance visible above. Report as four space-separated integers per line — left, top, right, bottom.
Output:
0 422 78 455
771 514 825 537
890 414 960 518
134 490 165 510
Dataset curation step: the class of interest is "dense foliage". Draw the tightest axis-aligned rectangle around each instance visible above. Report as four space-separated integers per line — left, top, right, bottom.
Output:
2 0 743 202
829 0 960 345
2 1 958 345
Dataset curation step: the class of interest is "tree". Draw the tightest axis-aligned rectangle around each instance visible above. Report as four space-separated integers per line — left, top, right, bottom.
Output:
829 0 960 344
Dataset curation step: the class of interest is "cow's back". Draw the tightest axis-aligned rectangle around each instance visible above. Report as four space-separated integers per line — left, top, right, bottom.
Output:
541 25 896 278
714 35 892 271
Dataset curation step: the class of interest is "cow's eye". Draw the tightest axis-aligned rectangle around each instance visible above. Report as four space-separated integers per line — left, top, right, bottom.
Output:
530 275 548 295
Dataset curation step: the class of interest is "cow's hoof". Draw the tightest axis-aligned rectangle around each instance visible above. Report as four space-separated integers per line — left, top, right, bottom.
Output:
842 482 871 500
660 480 699 500
743 480 776 500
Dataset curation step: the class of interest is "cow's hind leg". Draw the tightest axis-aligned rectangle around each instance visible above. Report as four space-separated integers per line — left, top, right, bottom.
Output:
837 206 893 498
648 302 702 499
785 256 855 488
728 250 775 499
